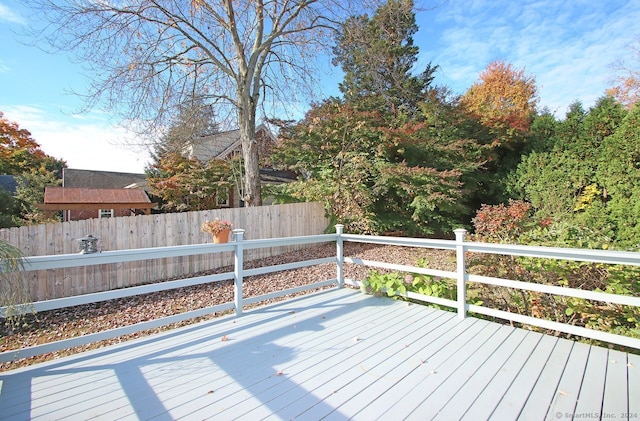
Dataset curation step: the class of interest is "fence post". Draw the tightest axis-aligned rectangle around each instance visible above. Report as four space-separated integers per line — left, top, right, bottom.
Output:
233 228 245 316
454 228 468 319
335 224 344 288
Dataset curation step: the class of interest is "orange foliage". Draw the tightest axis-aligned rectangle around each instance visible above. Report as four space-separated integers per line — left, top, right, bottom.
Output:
461 61 538 139
606 77 640 109
607 38 640 109
0 111 47 172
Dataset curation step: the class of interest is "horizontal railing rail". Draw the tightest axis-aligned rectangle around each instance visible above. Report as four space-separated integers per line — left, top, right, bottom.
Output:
341 229 640 350
2 225 640 364
0 230 338 363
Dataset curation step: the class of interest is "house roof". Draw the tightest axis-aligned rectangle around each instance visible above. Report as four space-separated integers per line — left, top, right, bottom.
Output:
186 124 276 162
0 175 18 195
63 169 147 190
41 187 156 211
259 168 298 184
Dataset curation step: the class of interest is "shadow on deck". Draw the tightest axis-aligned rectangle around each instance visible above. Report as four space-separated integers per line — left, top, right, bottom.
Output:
0 288 638 420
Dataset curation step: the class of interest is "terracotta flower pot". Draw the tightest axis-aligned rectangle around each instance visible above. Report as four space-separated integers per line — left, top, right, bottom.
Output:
213 229 231 244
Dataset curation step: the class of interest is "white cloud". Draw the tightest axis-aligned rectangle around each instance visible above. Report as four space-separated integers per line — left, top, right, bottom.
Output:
2 105 150 173
0 3 25 24
417 0 640 116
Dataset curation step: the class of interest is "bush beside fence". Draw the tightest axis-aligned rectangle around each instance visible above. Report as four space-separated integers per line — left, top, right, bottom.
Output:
0 202 329 301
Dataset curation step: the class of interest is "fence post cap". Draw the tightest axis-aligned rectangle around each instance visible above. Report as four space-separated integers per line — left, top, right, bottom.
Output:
454 228 467 241
232 228 245 241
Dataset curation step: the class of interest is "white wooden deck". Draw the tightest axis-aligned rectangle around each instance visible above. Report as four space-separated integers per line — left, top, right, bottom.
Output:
0 288 638 420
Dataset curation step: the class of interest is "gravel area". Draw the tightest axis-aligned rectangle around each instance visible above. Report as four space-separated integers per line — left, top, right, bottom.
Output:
0 242 455 372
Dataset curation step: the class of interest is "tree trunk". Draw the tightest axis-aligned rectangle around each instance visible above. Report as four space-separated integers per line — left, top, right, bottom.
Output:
238 100 262 207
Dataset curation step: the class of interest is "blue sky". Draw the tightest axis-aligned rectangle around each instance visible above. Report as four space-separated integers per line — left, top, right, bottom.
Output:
1 0 639 173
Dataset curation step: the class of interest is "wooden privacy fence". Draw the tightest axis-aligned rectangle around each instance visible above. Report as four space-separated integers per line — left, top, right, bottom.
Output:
0 202 329 301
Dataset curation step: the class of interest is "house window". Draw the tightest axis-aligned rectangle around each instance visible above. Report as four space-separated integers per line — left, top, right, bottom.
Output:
99 209 114 218
217 191 230 208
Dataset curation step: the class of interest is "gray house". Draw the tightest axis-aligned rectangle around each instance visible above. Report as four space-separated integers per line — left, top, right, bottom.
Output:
183 124 295 207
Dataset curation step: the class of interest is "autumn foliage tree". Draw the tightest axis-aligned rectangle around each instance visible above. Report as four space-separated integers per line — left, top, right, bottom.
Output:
0 112 47 175
607 38 640 109
461 61 538 144
146 152 232 212
271 99 473 235
457 62 540 207
0 112 65 227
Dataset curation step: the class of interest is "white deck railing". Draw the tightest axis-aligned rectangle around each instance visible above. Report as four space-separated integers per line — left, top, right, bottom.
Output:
2 225 640 363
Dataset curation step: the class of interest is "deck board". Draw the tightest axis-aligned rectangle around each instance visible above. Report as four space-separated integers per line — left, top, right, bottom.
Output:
545 341 591 418
573 346 608 416
433 328 532 419
602 349 629 418
628 352 640 417
0 288 637 420
515 338 574 420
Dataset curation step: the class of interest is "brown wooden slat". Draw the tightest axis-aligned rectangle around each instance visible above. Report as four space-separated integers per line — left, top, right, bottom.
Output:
0 203 329 300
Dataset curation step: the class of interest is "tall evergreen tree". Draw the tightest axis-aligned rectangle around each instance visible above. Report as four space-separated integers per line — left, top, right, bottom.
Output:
149 97 220 163
270 0 482 235
146 98 231 212
510 96 634 247
332 0 437 118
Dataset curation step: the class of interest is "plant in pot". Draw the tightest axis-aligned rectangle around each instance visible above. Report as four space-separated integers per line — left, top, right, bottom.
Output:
201 218 234 243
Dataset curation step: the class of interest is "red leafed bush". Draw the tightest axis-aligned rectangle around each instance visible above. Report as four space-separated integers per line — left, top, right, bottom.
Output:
471 200 533 243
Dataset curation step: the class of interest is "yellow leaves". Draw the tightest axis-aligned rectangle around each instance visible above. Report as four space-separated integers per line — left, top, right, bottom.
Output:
574 183 602 211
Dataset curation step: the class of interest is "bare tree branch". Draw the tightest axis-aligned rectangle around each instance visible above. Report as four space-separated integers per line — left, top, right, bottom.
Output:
23 0 381 206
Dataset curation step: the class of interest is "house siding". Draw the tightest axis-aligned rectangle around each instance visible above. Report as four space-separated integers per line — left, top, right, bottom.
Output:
67 208 136 221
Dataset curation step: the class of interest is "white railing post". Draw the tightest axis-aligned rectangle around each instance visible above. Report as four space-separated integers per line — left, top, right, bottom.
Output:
454 228 468 319
336 224 344 288
233 228 245 316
